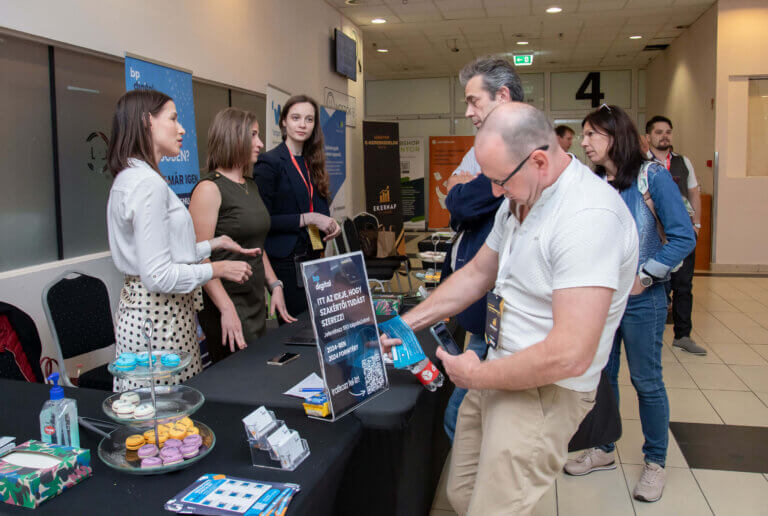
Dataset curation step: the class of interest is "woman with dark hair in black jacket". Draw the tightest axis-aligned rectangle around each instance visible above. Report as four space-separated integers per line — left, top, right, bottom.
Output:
253 95 341 319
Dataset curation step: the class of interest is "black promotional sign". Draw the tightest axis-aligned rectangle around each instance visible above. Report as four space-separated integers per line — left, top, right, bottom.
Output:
301 251 389 421
363 121 403 231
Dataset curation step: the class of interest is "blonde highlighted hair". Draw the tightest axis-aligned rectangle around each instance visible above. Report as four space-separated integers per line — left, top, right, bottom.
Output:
206 107 259 176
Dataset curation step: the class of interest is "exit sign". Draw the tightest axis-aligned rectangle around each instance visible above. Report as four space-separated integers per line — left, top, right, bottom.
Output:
513 54 534 66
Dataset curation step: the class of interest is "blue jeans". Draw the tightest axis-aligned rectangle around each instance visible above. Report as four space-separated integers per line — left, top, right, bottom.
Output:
444 332 488 441
600 284 669 466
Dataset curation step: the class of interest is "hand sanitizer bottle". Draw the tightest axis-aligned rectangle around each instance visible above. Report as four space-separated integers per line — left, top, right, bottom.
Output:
39 373 80 448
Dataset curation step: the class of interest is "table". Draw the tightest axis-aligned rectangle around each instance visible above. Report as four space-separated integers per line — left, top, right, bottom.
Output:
0 378 361 516
187 315 452 516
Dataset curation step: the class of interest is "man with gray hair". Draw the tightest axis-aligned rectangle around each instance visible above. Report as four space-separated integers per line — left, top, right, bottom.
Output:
382 103 638 514
440 56 523 441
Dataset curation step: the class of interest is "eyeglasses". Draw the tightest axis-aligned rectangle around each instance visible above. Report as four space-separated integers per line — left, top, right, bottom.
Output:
490 145 549 187
599 103 612 112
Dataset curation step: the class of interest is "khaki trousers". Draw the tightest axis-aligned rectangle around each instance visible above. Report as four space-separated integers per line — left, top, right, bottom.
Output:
446 384 596 515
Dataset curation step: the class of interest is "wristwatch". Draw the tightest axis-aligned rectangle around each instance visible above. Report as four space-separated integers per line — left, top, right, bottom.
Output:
268 280 284 292
638 269 654 288
693 223 701 229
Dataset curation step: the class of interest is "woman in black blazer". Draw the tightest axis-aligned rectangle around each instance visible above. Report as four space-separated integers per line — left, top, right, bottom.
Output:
253 95 341 319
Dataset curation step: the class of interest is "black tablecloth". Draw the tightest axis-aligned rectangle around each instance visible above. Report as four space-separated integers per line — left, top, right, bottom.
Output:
0 379 360 516
187 315 452 516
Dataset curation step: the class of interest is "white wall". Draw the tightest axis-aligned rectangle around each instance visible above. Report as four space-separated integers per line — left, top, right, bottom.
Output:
714 0 768 268
0 0 365 369
646 5 716 195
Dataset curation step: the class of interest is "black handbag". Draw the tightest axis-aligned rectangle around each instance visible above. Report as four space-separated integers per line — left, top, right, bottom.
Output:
568 370 622 452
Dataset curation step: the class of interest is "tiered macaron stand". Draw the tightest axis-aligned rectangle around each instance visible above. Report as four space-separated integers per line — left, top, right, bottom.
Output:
97 319 215 475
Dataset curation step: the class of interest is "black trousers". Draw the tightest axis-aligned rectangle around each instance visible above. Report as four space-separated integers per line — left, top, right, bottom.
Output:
670 248 696 339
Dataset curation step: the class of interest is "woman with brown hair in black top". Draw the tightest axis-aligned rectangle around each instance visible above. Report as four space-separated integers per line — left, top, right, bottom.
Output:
190 108 295 363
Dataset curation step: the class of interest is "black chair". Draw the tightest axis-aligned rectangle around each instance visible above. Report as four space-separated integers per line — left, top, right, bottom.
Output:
42 271 115 390
342 218 412 292
0 302 44 382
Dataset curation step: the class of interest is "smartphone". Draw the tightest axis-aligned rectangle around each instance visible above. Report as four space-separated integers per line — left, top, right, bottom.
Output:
430 321 462 356
267 352 300 366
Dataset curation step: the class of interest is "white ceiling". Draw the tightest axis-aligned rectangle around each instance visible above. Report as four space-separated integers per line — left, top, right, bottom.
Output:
327 0 715 79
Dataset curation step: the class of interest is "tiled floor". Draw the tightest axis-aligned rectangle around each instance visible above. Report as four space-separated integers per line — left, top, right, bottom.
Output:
427 275 768 516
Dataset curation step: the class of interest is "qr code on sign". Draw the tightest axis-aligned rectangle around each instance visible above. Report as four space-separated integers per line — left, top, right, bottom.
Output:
362 355 385 394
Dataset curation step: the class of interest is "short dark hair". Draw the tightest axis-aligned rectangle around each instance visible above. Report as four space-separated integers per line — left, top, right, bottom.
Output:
107 89 172 176
645 115 673 135
459 56 524 102
554 125 574 138
582 105 647 191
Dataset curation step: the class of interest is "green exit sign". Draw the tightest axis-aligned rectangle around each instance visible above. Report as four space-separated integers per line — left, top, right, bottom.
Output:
513 54 534 66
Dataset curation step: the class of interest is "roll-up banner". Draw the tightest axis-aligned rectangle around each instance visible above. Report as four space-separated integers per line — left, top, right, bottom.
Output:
266 84 291 151
125 54 200 205
363 121 403 231
399 137 425 230
320 107 349 219
428 136 475 229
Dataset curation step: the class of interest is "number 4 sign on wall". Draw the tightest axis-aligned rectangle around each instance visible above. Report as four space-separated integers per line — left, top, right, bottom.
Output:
576 72 605 108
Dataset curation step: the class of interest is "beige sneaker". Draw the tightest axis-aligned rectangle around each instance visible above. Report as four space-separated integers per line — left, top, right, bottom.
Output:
564 448 617 476
633 462 666 502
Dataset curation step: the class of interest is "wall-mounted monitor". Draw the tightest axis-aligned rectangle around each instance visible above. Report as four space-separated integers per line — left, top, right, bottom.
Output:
334 29 357 81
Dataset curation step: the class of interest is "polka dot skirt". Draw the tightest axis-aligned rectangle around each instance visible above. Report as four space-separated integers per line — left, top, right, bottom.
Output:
113 276 203 392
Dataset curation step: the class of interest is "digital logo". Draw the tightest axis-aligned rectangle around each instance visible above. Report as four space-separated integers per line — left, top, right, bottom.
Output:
272 101 282 125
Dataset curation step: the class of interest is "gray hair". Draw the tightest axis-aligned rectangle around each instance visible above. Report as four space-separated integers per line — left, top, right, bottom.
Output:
478 103 557 162
459 55 524 102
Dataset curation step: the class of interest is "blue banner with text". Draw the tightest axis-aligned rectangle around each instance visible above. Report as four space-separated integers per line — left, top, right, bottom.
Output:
125 56 200 203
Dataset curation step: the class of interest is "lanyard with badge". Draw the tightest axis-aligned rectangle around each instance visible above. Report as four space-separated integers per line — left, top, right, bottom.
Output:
289 153 324 251
485 206 519 350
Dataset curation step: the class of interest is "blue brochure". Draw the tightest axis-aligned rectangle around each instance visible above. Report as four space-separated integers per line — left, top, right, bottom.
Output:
378 316 426 369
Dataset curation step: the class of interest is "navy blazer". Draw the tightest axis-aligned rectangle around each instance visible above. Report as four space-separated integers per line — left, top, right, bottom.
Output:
440 173 504 335
253 142 330 259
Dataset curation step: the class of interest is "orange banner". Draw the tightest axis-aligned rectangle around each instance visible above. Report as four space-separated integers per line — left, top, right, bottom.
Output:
428 136 475 229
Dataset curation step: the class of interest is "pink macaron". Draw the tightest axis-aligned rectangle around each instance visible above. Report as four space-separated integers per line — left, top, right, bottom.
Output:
159 446 182 460
182 434 202 448
180 443 200 459
137 444 159 459
163 438 182 449
140 456 162 468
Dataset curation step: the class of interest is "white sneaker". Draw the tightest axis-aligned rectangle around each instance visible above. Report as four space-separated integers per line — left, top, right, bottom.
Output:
633 462 666 502
564 448 617 476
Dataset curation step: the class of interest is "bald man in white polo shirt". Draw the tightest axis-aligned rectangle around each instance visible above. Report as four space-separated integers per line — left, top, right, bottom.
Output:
382 103 638 515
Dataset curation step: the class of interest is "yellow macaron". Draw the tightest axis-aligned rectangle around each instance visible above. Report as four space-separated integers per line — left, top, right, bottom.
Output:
177 417 194 429
143 429 169 445
187 426 200 435
169 427 187 440
125 434 145 451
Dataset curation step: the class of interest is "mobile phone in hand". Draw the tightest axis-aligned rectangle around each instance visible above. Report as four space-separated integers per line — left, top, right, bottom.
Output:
430 322 461 356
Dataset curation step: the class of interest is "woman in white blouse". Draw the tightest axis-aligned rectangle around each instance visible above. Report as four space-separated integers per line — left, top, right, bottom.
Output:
106 89 257 391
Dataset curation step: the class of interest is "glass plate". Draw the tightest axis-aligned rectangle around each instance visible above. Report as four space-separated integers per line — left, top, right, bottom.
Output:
108 352 192 380
102 386 205 427
98 420 215 475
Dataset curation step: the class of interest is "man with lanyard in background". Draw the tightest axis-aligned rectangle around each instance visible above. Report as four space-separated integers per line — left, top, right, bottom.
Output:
645 116 707 356
439 55 524 441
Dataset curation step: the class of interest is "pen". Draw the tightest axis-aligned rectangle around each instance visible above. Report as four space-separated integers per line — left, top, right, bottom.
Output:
300 388 324 392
